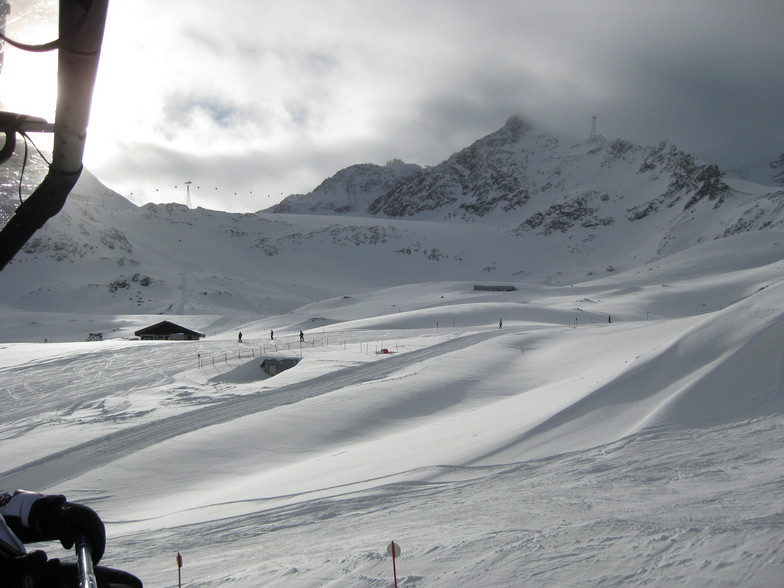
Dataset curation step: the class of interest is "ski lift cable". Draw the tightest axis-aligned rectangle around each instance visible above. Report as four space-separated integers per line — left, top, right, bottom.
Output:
0 113 53 203
21 130 52 167
0 115 53 182
16 131 53 203
17 132 29 204
0 0 93 53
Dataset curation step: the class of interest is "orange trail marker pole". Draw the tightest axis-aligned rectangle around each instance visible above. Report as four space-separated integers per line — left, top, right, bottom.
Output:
177 552 183 588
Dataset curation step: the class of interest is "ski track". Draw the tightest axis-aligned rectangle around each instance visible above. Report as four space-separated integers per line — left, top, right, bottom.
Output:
105 415 784 587
1 330 503 490
0 346 181 424
176 272 188 315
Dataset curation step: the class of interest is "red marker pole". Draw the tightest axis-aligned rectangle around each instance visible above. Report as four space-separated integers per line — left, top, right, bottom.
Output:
392 545 398 588
177 552 183 588
387 541 401 588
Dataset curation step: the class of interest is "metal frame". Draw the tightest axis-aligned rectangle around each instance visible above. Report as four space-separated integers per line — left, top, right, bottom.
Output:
0 0 109 271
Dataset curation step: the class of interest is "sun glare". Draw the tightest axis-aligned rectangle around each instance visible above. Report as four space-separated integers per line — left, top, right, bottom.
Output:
81 3 164 175
2 2 147 176
0 46 57 120
1 1 59 120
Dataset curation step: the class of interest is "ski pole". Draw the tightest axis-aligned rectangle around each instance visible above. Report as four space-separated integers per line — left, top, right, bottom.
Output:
76 535 99 588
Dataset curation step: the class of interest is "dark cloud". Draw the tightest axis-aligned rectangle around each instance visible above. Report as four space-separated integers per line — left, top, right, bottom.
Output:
83 0 784 212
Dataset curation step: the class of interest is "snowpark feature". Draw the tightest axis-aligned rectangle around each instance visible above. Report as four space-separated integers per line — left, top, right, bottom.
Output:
1 245 783 585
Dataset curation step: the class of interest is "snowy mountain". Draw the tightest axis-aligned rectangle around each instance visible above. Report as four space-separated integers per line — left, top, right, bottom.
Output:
0 115 783 585
271 158 422 215
1 115 783 327
273 115 782 227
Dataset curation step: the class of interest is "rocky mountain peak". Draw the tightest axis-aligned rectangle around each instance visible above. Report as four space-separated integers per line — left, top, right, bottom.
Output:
261 117 784 272
500 114 535 140
267 116 784 249
269 160 422 215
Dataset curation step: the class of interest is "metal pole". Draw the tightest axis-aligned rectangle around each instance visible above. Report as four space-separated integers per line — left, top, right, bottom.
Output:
76 536 98 588
0 0 110 270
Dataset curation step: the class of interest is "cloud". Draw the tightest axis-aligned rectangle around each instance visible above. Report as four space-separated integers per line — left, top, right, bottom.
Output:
81 0 784 212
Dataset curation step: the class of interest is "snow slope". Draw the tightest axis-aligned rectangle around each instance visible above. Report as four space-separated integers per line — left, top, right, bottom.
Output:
1 118 783 586
1 233 783 586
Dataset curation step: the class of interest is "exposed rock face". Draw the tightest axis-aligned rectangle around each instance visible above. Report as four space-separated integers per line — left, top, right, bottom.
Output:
276 115 737 229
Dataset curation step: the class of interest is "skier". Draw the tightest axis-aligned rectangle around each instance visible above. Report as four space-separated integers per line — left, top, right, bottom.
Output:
0 489 142 587
270 329 274 340
499 318 503 329
299 331 304 342
238 331 243 343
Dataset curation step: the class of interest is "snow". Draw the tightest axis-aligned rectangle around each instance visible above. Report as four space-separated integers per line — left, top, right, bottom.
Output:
1 236 783 586
2 122 784 584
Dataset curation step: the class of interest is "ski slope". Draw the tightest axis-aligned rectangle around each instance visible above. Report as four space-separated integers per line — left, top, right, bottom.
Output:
1 242 783 586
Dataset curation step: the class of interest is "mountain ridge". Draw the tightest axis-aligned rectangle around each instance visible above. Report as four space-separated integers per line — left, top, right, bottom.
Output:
1 115 782 327
272 115 736 220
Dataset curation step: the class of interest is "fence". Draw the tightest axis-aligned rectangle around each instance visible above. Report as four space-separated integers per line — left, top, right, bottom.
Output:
197 338 400 368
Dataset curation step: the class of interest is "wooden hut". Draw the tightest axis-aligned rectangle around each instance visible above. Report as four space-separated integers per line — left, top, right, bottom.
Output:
134 320 205 341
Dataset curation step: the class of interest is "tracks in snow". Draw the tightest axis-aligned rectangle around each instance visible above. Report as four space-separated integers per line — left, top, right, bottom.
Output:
1 330 503 490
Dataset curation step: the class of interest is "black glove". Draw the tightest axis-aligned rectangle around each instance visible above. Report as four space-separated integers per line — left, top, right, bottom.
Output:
3 553 143 588
28 495 106 563
3 550 53 588
51 560 144 587
2 550 78 588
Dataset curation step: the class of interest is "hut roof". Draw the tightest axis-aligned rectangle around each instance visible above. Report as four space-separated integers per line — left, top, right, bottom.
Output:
134 320 204 338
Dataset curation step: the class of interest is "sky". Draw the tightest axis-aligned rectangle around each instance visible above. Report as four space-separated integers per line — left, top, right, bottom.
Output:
2 0 783 212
